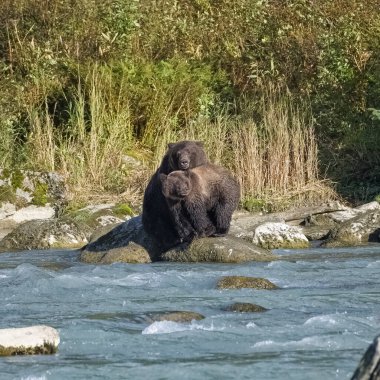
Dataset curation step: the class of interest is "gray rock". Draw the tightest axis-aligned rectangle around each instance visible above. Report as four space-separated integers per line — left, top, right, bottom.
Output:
252 222 309 249
162 236 274 263
330 201 380 223
0 218 91 251
81 216 161 263
323 209 380 247
0 325 59 356
216 276 278 290
225 302 267 313
351 335 380 380
148 311 205 323
81 215 275 264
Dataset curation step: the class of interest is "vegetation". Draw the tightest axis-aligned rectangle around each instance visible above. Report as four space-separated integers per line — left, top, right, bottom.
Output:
1 0 379 208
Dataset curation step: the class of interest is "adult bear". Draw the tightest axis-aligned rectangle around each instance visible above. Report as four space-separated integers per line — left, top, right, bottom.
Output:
142 141 209 250
159 163 240 242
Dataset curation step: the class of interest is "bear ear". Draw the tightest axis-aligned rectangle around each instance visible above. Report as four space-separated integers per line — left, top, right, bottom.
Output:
159 173 167 183
195 141 204 147
167 143 175 149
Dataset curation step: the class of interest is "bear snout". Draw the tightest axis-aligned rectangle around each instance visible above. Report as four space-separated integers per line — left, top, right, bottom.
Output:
178 159 190 169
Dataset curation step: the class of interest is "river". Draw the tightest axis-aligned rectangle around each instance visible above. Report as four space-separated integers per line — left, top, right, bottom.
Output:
1 245 380 379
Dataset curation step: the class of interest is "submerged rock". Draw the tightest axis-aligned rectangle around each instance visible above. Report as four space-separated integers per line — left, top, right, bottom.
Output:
148 311 205 323
0 325 59 356
351 334 380 380
216 276 278 290
225 302 267 313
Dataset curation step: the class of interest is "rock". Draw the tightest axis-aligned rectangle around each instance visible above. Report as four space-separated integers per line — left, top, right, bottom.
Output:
0 218 91 251
216 276 278 290
148 311 205 323
329 201 380 223
300 225 331 241
81 243 152 264
351 335 380 380
229 212 285 240
252 222 309 249
323 209 380 247
225 302 267 313
81 215 161 263
162 236 274 263
81 215 275 264
68 203 134 230
0 325 59 356
0 169 66 211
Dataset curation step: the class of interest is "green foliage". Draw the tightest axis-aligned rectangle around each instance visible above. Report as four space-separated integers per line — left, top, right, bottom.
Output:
32 182 48 206
0 0 379 203
242 198 269 213
113 203 134 217
375 194 380 204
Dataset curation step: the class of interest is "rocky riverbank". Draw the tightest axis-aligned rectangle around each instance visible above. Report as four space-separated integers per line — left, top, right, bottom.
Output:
0 170 379 263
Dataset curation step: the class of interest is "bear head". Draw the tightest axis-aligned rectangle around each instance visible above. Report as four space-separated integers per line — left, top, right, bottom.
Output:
160 171 192 200
166 140 208 171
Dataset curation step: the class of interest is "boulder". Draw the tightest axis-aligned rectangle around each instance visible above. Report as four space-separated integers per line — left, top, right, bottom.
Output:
0 169 66 211
81 215 275 264
162 236 274 263
225 302 267 313
0 325 59 356
329 201 380 223
0 218 91 251
216 276 278 290
252 222 309 249
148 311 205 323
351 335 380 380
323 209 380 247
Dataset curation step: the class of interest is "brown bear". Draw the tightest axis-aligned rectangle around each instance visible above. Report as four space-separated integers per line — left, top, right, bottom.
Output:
159 163 240 242
142 141 209 251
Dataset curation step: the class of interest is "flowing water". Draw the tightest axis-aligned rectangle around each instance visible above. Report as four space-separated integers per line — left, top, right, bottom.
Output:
1 245 380 380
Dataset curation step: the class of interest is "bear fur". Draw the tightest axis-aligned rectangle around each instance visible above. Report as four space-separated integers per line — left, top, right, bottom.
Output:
142 141 209 250
159 163 240 242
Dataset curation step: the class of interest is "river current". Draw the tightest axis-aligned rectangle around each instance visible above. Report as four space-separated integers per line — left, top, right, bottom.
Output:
1 245 380 380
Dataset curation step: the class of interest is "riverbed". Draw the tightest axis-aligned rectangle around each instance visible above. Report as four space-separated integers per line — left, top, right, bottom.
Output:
1 245 380 379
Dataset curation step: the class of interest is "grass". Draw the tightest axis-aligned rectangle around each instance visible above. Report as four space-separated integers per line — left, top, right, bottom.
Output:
9 73 337 210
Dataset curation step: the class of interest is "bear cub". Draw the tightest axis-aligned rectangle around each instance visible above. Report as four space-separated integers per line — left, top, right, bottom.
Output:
160 163 240 242
142 140 209 250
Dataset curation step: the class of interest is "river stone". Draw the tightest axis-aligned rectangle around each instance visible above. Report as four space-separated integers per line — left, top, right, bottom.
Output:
162 236 274 263
329 201 380 223
351 334 380 380
323 209 380 247
0 218 91 251
80 243 152 264
252 222 309 249
0 325 59 356
216 276 278 290
80 215 162 263
148 311 205 323
81 215 275 264
225 302 267 313
300 225 331 241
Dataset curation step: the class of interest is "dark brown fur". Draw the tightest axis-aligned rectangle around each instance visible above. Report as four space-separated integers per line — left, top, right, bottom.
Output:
160 164 240 241
142 141 208 251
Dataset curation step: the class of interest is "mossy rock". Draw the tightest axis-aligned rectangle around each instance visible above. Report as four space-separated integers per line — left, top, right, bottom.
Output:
225 302 267 313
162 236 275 263
148 311 205 323
0 342 57 356
80 243 152 264
216 276 278 290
